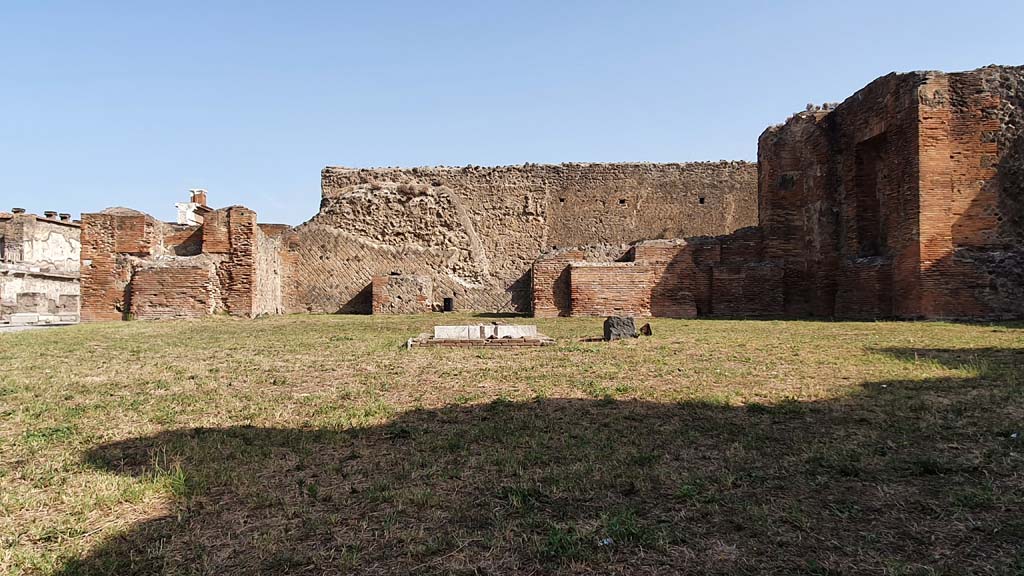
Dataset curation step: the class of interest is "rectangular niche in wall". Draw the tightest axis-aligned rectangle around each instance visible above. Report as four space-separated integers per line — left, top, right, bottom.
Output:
853 132 888 257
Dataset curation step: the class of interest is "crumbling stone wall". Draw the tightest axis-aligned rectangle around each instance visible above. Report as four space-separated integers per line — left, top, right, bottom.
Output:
254 224 288 316
0 212 81 322
284 162 758 315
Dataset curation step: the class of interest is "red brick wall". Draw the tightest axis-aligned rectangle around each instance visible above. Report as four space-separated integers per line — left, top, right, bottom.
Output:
917 70 1009 318
201 210 231 254
569 263 653 317
215 207 257 316
80 212 155 321
130 266 215 320
80 206 265 321
531 250 586 318
757 72 925 318
834 258 893 320
632 241 698 318
710 263 784 317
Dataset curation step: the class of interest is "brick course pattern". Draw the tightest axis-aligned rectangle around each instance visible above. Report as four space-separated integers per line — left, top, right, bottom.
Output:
569 263 654 317
755 65 1024 319
130 266 216 320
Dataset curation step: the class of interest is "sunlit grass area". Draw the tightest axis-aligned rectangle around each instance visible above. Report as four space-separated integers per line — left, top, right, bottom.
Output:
1 314 1022 574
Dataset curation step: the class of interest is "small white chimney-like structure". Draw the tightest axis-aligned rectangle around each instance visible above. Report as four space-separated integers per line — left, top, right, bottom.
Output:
175 189 211 225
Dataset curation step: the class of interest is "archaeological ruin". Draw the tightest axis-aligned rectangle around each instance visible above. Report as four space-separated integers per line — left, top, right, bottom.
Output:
0 208 81 324
76 65 1024 322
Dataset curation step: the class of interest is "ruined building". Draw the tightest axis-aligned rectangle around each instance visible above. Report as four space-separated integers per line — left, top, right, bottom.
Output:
80 163 756 320
79 192 287 321
536 65 1024 320
79 65 1024 322
0 209 81 324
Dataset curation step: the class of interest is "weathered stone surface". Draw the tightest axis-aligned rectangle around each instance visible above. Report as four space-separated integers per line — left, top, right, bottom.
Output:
433 325 481 340
603 316 638 341
372 274 433 314
0 211 81 323
80 201 278 321
495 325 538 338
432 324 540 340
282 162 758 315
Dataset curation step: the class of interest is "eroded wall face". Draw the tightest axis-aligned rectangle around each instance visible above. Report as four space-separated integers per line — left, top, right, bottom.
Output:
284 162 758 315
569 263 654 317
1 215 82 321
917 68 1024 318
371 274 433 314
80 207 266 321
758 72 925 318
755 66 1024 319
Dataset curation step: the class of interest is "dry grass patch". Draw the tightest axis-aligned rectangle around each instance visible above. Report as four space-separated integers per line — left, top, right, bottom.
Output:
1 314 1022 574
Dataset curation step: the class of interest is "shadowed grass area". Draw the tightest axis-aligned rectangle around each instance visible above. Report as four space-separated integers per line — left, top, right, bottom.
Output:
1 314 1022 574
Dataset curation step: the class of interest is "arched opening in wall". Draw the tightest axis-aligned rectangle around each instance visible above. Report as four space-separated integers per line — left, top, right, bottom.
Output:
854 132 888 257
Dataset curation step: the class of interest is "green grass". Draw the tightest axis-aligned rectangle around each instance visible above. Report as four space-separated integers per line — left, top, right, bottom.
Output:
1 314 1022 575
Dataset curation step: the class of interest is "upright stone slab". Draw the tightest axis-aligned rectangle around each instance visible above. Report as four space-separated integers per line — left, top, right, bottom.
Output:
603 316 638 341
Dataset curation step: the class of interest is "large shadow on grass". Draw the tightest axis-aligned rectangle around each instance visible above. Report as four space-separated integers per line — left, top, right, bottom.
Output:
60 347 1024 575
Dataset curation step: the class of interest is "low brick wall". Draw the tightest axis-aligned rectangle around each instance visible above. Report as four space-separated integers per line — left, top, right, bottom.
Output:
130 266 215 320
569 263 653 317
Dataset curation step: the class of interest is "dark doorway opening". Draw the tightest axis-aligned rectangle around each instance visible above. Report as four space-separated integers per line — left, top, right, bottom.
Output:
853 133 888 257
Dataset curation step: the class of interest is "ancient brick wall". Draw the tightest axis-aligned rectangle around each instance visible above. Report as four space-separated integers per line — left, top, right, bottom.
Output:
916 67 1024 318
758 72 924 318
371 274 433 314
632 241 698 318
129 266 216 320
532 250 587 318
531 245 631 318
284 162 757 315
80 211 132 321
80 205 276 321
569 263 654 317
755 65 1024 319
710 263 784 317
216 207 257 316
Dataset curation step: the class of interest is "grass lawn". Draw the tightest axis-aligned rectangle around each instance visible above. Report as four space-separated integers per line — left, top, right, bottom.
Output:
1 314 1022 575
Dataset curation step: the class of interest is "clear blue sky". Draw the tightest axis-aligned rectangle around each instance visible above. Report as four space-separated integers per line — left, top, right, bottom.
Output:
2 1 1022 225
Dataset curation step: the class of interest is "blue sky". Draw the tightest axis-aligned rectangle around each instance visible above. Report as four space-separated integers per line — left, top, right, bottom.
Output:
2 1 1022 224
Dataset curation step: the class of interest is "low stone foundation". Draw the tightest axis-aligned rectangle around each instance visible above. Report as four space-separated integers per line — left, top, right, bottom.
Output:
407 324 554 348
